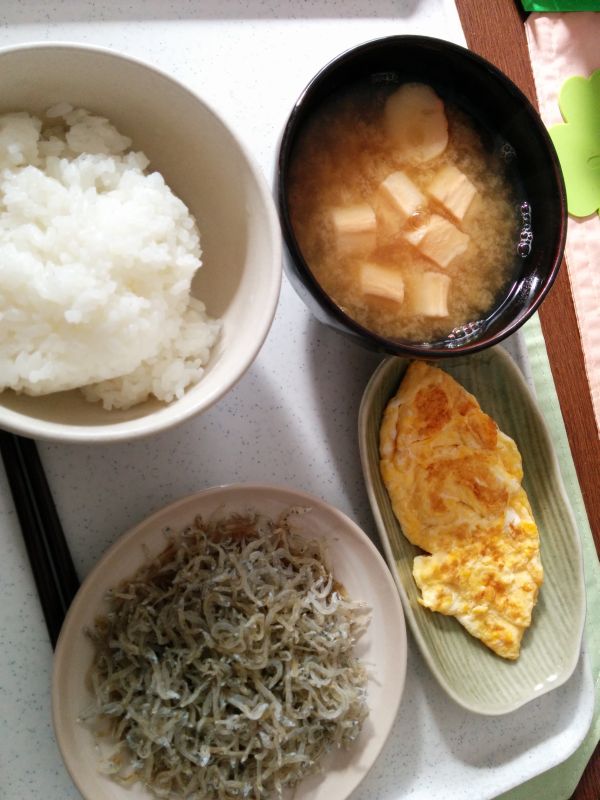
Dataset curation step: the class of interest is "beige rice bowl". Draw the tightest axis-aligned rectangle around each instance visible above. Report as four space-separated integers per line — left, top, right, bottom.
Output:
0 104 221 410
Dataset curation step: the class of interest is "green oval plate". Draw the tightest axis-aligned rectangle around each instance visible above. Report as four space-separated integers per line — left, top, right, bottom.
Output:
358 346 586 715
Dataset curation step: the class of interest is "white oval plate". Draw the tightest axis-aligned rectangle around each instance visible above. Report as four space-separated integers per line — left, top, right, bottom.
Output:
52 483 407 800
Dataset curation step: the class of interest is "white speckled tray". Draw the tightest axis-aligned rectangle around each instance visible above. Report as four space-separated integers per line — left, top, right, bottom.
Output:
0 3 594 800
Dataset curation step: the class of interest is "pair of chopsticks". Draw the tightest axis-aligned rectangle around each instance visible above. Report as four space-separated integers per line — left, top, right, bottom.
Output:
0 432 80 648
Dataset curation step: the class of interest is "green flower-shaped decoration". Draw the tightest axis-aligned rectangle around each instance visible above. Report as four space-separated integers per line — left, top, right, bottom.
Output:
549 68 600 218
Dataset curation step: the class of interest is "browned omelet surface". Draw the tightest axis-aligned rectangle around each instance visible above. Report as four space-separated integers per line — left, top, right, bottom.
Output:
379 361 543 659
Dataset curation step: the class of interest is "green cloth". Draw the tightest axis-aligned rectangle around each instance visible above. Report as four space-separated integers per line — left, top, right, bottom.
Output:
522 1 600 10
498 314 600 800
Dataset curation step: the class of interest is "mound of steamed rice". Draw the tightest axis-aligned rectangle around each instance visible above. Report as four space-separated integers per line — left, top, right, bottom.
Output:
0 104 221 410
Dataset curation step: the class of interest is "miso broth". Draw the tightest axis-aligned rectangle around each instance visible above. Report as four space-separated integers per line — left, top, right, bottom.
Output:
287 81 519 342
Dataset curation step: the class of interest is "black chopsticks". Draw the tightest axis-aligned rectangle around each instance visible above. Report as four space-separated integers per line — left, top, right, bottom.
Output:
0 432 80 648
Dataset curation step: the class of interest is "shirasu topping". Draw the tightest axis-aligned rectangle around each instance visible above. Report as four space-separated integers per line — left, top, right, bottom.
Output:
81 509 371 799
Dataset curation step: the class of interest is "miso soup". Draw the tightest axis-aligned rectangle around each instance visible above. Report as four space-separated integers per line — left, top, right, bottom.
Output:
287 81 519 342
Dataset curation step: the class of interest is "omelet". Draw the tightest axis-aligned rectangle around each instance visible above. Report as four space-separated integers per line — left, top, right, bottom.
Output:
379 361 543 659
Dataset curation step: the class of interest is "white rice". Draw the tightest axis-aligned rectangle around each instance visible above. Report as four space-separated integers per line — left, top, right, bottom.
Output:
0 105 220 410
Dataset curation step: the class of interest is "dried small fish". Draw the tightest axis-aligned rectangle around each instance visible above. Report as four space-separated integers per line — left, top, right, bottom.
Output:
82 509 370 799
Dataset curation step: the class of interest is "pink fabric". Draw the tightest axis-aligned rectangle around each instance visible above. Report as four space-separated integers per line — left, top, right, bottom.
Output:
526 12 600 432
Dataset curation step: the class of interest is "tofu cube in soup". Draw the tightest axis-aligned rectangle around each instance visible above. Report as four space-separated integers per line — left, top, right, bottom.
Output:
375 171 425 240
409 271 451 317
405 214 470 268
330 204 377 254
428 164 477 222
359 262 405 305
